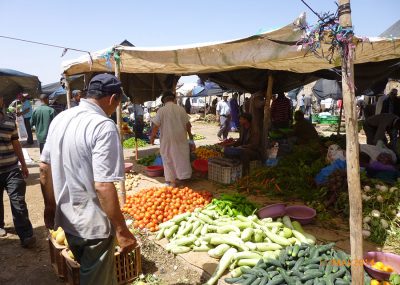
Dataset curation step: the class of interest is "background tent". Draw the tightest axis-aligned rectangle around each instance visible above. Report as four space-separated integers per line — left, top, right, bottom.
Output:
0 68 41 105
312 79 342 101
380 19 400 37
41 74 85 105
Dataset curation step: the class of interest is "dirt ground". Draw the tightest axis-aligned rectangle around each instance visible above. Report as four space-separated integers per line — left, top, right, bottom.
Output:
0 120 379 285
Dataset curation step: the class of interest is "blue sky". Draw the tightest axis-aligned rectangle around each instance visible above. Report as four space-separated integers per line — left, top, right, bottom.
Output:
0 0 399 85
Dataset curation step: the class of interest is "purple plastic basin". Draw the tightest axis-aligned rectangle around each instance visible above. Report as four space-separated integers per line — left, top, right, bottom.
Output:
364 251 400 281
285 205 316 225
257 203 286 219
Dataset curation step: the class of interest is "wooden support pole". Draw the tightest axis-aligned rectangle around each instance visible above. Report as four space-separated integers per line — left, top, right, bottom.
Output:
263 75 274 152
64 73 72 109
337 102 344 135
338 0 363 284
114 58 126 207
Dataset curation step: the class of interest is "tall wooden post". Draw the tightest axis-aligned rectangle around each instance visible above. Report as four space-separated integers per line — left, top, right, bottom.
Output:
64 73 72 109
338 0 363 284
337 103 343 135
263 75 274 151
114 57 126 207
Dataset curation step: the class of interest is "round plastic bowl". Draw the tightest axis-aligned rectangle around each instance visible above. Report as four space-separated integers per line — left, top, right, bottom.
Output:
193 159 208 173
145 165 164 177
257 203 286 219
124 163 133 173
285 205 316 225
364 251 400 281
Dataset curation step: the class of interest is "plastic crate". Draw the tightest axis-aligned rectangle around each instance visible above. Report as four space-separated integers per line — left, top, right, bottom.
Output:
208 157 242 184
48 236 67 279
61 247 142 285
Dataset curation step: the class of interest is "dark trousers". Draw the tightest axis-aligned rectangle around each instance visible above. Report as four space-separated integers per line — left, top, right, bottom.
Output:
39 142 45 154
0 168 33 240
218 116 231 140
24 117 34 144
65 233 117 285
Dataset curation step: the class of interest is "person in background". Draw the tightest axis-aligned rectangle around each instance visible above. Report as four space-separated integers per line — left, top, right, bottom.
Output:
229 93 240 132
0 95 35 247
184 97 191 114
150 91 194 187
270 92 292 129
243 97 250 113
298 93 305 113
303 93 312 117
363 113 400 156
224 113 261 175
17 93 34 144
381 88 400 115
216 94 231 141
375 93 388 115
128 103 145 139
70 90 82 107
291 110 319 145
30 94 55 153
39 74 137 285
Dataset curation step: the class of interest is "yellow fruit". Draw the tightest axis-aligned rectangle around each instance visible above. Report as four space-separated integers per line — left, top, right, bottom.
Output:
68 250 75 260
55 230 65 245
375 261 384 270
64 238 69 247
370 280 380 285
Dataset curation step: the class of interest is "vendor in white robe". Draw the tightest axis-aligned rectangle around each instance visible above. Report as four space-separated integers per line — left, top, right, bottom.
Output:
150 91 194 187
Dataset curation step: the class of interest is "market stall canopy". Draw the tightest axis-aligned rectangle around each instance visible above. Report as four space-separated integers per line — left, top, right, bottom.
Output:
0 68 41 105
62 13 400 101
312 79 342 101
41 74 85 96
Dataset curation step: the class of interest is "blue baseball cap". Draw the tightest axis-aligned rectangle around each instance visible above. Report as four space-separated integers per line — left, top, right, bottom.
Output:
87 74 122 95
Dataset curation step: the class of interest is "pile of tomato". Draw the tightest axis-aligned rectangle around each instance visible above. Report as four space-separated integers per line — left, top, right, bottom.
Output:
122 186 212 232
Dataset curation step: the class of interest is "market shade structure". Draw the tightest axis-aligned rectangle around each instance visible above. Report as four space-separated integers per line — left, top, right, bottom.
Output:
312 79 342 100
0 68 41 105
62 13 400 103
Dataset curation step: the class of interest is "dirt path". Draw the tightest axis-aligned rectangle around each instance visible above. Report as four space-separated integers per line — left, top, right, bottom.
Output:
0 120 378 285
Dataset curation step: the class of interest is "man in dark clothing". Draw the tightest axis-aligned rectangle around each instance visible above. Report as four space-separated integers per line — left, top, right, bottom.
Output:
184 98 191 114
381 89 400 115
271 92 292 129
224 113 261 175
292 111 319 144
0 95 35 247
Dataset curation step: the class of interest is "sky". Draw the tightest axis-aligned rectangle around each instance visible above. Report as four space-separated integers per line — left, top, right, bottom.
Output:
1 0 399 85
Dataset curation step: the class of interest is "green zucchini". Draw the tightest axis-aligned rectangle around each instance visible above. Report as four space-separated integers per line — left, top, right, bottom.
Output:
241 228 254 242
300 271 324 282
164 225 179 239
231 266 244 278
250 278 262 285
264 258 282 268
293 257 304 271
292 245 300 257
334 278 350 285
278 268 296 285
155 228 165 240
266 276 284 285
259 276 268 285
256 243 282 252
224 277 243 284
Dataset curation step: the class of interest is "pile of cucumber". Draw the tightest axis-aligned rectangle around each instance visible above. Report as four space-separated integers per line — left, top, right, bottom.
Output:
225 243 372 285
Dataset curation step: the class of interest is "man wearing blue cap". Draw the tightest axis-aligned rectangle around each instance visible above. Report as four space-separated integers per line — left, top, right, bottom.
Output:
39 74 137 285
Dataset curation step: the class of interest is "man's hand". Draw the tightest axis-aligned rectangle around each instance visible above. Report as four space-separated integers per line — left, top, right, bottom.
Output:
21 164 29 178
116 228 138 254
44 207 55 229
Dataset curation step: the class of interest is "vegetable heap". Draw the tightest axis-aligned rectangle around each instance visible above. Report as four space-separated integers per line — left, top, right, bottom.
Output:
224 243 371 285
137 154 158 166
123 138 148 149
195 145 223 160
156 208 316 285
122 187 212 232
360 184 400 246
192 134 206 141
115 172 141 191
206 193 258 217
